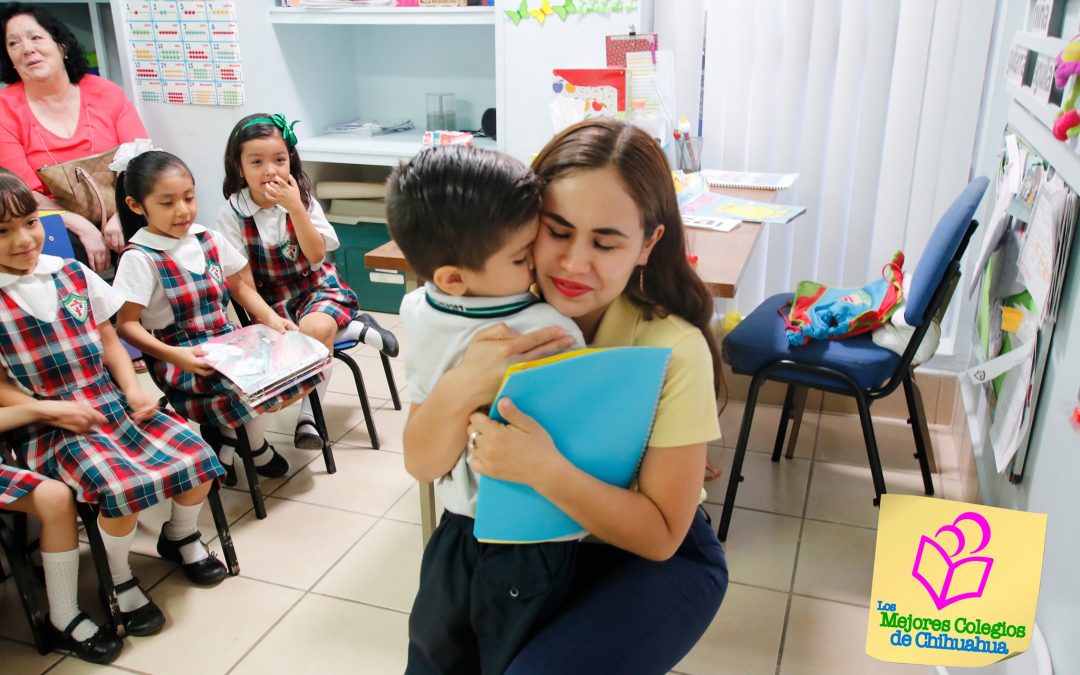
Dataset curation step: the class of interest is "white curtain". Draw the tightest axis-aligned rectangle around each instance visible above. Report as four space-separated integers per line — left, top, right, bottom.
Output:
655 0 997 356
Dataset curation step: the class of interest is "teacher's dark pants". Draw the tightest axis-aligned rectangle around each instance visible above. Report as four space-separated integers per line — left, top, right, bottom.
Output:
406 511 578 675
504 508 728 675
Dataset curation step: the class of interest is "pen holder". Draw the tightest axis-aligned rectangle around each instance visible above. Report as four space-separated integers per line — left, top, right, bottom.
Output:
675 137 703 173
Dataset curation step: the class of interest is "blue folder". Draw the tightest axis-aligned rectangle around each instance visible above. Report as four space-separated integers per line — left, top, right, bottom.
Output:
473 346 672 544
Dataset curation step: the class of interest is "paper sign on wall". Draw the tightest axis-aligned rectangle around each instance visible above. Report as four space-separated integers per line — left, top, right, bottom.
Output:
126 0 244 106
866 495 1046 668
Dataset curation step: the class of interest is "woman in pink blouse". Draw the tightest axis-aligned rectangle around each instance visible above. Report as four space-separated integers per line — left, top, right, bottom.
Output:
0 3 148 273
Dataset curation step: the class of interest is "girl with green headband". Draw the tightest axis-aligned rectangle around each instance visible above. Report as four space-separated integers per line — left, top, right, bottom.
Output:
215 113 398 450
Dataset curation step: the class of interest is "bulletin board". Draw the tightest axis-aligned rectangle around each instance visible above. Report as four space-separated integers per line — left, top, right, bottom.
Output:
124 1 244 107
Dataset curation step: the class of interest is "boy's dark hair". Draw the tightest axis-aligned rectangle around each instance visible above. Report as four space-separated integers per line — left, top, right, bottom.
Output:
115 151 194 243
0 4 90 85
222 113 312 210
0 167 38 222
386 146 541 281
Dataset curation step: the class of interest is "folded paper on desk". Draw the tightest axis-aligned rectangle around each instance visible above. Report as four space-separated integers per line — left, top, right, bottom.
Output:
198 325 331 407
474 347 671 544
700 170 799 191
678 189 805 224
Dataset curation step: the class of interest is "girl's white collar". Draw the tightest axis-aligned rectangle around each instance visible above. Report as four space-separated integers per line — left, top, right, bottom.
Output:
0 253 64 288
129 224 207 251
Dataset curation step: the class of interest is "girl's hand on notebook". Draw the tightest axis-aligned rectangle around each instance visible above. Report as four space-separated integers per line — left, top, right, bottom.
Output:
35 400 107 433
264 175 303 214
125 388 160 422
261 314 296 333
174 347 215 377
466 398 566 487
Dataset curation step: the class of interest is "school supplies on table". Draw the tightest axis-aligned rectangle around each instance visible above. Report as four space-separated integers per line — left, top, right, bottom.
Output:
198 325 331 407
473 347 672 544
677 189 806 225
683 215 740 232
700 170 799 191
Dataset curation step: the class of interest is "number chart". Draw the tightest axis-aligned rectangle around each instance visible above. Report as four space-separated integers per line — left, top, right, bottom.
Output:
126 1 244 107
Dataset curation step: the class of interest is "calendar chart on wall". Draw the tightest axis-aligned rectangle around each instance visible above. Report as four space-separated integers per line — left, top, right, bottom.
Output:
125 1 244 107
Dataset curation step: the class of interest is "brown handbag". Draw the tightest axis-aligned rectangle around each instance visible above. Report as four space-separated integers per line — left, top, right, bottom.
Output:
36 145 119 231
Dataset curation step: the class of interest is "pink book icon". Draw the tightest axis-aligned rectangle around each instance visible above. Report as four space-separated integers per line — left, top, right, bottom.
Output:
912 512 994 610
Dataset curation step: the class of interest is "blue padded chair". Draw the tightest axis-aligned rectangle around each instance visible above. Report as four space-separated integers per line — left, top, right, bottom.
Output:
717 177 989 542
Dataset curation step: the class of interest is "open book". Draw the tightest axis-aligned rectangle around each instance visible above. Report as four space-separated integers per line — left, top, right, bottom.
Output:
198 325 331 407
473 347 671 544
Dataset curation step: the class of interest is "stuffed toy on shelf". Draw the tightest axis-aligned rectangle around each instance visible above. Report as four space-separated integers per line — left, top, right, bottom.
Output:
1053 34 1080 140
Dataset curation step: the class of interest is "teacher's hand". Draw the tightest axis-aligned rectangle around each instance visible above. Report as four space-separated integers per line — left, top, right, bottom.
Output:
467 398 568 487
455 323 577 404
76 227 110 273
102 212 125 252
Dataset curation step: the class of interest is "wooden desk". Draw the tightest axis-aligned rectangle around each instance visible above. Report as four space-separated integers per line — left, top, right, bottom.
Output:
365 187 775 299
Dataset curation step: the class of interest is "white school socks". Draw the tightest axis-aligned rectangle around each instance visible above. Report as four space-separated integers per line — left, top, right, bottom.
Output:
98 522 149 612
221 416 274 466
41 548 97 641
297 379 331 428
163 501 209 565
341 319 385 352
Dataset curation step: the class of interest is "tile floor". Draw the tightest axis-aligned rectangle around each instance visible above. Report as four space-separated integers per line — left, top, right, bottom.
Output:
0 310 957 674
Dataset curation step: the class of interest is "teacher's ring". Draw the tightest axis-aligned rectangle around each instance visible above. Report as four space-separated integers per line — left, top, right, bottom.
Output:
467 430 480 452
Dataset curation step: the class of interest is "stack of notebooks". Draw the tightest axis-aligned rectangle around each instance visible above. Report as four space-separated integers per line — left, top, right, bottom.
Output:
317 181 387 224
198 325 331 407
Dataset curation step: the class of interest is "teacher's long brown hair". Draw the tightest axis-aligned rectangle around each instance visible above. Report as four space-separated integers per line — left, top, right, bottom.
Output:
532 118 725 399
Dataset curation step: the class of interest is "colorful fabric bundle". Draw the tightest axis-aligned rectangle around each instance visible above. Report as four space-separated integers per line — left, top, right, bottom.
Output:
784 251 905 346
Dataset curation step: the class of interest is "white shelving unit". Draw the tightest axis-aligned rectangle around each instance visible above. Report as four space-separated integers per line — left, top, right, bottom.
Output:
268 6 495 26
297 129 498 166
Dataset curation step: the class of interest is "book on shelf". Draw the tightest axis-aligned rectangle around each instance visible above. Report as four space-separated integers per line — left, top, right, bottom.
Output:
198 325 331 407
326 198 388 224
700 170 799 191
473 347 671 544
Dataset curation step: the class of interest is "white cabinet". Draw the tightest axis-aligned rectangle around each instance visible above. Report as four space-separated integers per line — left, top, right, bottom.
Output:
266 2 642 166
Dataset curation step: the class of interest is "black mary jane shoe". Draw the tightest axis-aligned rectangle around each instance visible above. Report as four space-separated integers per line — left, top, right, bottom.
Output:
47 612 124 664
252 440 290 478
156 528 227 587
101 577 165 637
356 312 400 357
198 425 239 487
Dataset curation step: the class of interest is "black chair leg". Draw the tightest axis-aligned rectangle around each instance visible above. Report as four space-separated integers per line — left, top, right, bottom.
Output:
853 392 887 507
772 384 796 461
233 429 267 520
718 371 768 542
334 351 380 449
902 371 936 496
77 502 124 637
381 353 402 411
784 386 809 460
0 519 50 654
206 482 239 576
309 391 336 475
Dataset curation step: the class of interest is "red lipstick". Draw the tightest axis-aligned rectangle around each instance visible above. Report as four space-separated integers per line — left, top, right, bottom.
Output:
550 277 592 298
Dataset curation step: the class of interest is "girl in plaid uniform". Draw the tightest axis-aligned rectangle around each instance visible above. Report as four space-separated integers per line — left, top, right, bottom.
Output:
1 401 123 664
215 113 398 450
113 151 312 487
0 168 227 640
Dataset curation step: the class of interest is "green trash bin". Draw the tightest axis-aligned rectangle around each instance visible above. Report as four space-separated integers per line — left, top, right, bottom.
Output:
329 219 407 315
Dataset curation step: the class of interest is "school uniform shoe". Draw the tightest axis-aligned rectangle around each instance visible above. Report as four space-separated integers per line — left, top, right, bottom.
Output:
47 612 124 664
356 312 399 357
101 577 165 637
156 528 228 587
293 421 325 451
251 440 289 477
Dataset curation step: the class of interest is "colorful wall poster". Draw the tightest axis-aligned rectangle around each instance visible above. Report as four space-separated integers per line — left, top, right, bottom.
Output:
125 0 243 107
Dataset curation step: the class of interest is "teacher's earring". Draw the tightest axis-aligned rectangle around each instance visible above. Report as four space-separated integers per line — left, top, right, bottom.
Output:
638 267 645 293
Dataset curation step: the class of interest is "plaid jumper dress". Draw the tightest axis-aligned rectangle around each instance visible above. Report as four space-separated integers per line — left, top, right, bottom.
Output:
129 231 316 428
0 463 45 508
0 261 223 517
239 211 359 328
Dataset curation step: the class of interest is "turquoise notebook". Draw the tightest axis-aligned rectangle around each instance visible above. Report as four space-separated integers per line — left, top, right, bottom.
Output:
473 346 672 544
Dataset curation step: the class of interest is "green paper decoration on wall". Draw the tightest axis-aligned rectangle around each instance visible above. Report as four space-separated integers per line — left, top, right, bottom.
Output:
504 0 636 26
